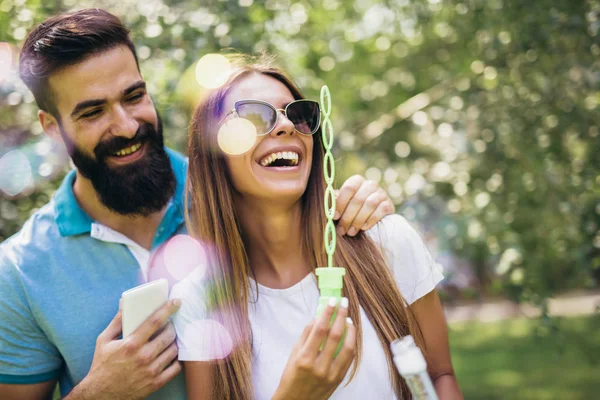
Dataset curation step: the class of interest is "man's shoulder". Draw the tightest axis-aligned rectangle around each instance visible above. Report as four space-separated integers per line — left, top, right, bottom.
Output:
0 201 61 273
165 147 188 167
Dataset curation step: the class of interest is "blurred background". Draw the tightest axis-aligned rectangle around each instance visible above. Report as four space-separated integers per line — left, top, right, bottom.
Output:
1 0 599 398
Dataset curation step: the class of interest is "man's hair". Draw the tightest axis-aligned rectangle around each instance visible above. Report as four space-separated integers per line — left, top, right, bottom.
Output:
19 8 139 118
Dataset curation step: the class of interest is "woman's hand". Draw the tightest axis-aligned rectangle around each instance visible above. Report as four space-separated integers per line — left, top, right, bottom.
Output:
272 298 356 400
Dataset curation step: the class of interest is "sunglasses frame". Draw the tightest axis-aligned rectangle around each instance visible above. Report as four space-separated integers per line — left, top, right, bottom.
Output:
220 99 321 136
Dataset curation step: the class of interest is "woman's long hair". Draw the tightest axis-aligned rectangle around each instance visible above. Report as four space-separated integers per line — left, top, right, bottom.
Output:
185 55 425 399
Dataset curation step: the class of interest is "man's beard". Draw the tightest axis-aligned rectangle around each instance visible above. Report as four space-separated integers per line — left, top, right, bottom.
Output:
61 114 176 217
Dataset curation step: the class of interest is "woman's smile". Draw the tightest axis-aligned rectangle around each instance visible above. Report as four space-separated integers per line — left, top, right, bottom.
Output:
256 144 304 173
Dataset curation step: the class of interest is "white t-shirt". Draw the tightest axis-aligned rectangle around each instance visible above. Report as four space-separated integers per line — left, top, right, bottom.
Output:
170 214 444 399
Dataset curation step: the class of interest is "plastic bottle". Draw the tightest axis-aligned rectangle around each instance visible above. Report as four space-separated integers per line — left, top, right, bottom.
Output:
315 266 346 355
315 267 346 316
390 335 439 400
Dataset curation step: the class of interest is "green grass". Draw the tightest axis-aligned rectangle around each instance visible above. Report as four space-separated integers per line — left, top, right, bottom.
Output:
449 314 600 400
53 315 600 399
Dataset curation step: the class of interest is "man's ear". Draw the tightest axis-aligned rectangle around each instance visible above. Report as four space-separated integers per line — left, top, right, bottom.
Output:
38 110 62 143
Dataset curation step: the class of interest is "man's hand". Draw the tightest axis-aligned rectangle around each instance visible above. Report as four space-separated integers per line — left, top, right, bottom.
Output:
335 175 395 236
67 299 182 400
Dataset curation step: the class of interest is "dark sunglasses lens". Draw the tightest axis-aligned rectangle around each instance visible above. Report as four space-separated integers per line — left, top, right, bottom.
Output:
287 101 320 134
236 103 276 134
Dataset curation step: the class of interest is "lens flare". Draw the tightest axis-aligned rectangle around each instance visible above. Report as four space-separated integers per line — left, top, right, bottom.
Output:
195 53 232 89
148 236 211 287
163 235 208 281
181 319 233 359
217 118 257 155
0 150 33 196
0 42 12 83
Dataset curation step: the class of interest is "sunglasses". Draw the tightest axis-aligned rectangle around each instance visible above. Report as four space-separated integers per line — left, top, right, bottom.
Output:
220 99 321 136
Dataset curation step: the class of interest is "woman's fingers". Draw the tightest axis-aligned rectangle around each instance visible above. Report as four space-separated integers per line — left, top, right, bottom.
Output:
316 297 349 369
304 297 338 357
330 316 357 379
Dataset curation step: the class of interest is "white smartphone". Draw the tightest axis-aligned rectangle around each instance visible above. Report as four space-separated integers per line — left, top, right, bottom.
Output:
121 278 169 337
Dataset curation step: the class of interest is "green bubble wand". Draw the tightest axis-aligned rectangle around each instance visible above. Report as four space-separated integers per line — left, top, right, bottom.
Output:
315 86 346 353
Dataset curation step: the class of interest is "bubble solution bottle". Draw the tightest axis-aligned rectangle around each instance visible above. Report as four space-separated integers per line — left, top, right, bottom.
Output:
315 267 346 355
390 335 439 400
315 267 346 316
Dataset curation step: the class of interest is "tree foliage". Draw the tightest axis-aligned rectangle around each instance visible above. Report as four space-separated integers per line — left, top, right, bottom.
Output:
1 0 598 306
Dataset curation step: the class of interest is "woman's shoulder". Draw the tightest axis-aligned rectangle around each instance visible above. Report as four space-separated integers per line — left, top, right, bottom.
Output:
365 214 444 305
170 268 210 314
365 214 422 249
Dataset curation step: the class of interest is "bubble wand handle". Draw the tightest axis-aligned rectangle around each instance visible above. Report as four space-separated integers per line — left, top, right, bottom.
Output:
315 86 346 356
320 85 336 271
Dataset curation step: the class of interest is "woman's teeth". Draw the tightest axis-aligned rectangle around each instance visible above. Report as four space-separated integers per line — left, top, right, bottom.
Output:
113 142 142 157
260 151 299 167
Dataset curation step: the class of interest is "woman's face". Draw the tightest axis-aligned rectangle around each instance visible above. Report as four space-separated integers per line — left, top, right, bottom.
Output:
220 73 314 204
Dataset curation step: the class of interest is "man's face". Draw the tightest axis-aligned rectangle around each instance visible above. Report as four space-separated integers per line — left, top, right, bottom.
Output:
45 45 175 215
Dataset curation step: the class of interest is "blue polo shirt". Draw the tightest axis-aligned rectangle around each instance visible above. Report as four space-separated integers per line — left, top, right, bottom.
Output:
0 148 188 399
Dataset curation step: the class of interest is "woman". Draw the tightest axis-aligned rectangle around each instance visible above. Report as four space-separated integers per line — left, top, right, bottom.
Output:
171 56 462 399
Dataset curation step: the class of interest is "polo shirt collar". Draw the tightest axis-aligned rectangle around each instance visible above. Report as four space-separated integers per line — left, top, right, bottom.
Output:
54 147 188 238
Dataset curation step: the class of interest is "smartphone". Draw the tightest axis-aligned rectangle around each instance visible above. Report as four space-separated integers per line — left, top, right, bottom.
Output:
121 278 169 337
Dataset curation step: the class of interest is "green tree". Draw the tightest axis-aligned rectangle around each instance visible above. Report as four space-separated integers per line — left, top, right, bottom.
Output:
1 0 598 309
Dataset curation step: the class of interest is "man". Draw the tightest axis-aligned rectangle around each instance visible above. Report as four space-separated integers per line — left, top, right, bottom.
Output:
0 8 395 400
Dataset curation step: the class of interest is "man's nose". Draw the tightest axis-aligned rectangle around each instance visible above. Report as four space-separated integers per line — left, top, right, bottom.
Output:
109 106 139 139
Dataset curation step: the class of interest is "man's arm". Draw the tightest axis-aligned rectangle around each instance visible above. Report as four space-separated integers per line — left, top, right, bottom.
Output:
0 253 62 400
0 300 181 400
0 380 57 400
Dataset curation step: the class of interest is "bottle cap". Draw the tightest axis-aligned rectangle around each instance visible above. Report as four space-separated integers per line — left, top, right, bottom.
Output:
391 335 427 375
391 335 416 354
315 267 345 290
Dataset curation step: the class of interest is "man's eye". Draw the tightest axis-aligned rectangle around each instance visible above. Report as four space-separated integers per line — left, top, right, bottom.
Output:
127 93 144 102
81 109 101 119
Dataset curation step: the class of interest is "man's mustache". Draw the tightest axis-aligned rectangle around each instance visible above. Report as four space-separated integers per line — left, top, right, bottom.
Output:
94 123 155 159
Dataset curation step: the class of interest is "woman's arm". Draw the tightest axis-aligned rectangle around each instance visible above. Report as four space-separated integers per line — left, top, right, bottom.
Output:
410 289 463 400
183 361 215 400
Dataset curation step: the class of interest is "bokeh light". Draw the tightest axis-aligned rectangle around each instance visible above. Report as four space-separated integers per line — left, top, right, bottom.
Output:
0 150 33 197
181 319 233 359
148 235 211 288
195 53 232 89
217 117 257 155
0 42 12 83
163 235 208 281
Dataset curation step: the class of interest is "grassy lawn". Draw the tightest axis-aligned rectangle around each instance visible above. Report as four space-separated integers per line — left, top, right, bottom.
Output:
53 315 600 399
450 314 600 400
